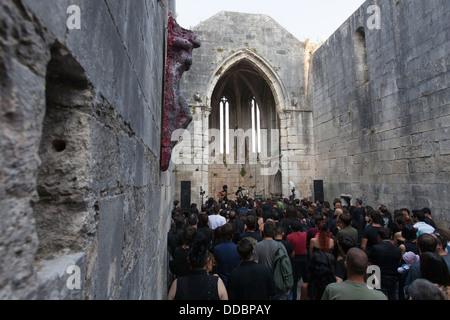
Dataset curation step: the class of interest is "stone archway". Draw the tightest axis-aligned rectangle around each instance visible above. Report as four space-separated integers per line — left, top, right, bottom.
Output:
206 49 289 200
206 49 289 115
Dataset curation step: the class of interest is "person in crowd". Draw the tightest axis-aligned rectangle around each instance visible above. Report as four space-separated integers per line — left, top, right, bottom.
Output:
274 225 294 259
227 239 278 300
254 221 291 299
367 228 402 300
350 199 365 245
169 227 198 278
393 215 411 245
309 221 334 255
238 214 263 244
361 210 383 252
378 204 394 230
282 205 299 239
412 210 435 236
254 221 288 269
178 213 207 247
399 224 419 256
301 251 340 300
197 213 214 246
321 248 387 300
335 234 357 281
407 279 445 300
336 213 358 245
208 204 227 230
422 207 437 229
328 207 342 236
167 214 186 257
405 233 438 291
398 251 419 273
420 252 450 300
212 223 240 285
286 219 308 300
434 229 450 273
168 241 228 300
171 200 180 219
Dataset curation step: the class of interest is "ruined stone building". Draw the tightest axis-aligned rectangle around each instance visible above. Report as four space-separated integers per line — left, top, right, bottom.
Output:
178 2 449 228
0 0 448 300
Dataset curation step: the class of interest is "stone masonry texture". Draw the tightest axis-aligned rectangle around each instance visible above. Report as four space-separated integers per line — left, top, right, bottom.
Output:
0 0 175 299
308 0 449 228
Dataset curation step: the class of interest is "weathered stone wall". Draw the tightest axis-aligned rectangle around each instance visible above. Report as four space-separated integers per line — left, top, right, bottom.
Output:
309 0 449 228
178 11 316 203
0 0 173 299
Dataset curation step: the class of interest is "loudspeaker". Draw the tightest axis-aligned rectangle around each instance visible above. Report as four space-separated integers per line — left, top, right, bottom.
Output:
180 181 191 210
313 180 324 203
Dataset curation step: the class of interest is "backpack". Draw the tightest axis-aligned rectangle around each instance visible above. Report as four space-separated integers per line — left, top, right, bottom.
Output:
272 242 294 293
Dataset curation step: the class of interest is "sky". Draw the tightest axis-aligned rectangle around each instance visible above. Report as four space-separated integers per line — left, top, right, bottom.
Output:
176 0 366 42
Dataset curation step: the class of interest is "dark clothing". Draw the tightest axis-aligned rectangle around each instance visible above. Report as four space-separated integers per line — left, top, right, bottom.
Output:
174 270 220 300
213 241 240 284
350 207 366 244
197 225 214 246
167 230 183 257
368 240 402 300
275 239 294 258
178 228 208 248
335 257 347 281
291 254 308 300
169 247 190 278
362 225 381 252
368 241 402 278
403 241 419 256
238 231 263 243
227 261 277 300
424 217 437 229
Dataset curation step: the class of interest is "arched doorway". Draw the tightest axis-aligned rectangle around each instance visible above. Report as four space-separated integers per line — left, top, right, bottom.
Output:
208 56 282 200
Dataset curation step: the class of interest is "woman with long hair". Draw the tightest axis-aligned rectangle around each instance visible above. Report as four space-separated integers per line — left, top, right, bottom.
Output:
420 252 450 300
309 221 334 255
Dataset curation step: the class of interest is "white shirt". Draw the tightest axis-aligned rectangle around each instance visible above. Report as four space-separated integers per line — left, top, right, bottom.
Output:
413 221 435 237
208 214 226 230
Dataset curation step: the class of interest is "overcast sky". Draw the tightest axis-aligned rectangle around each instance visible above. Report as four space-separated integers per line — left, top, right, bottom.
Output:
176 0 366 42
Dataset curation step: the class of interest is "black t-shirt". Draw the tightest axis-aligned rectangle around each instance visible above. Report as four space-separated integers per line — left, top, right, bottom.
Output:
362 225 381 252
238 231 263 243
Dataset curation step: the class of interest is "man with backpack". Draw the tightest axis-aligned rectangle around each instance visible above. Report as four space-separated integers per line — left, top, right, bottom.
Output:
254 221 293 300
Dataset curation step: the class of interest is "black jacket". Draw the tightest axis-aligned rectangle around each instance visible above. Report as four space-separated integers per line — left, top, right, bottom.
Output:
368 240 402 278
227 261 277 300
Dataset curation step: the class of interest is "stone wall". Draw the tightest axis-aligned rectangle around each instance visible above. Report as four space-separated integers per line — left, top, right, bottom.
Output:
309 0 449 228
177 11 316 203
0 0 173 299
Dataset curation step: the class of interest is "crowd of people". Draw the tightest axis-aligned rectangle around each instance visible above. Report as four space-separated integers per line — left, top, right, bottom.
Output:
167 188 450 300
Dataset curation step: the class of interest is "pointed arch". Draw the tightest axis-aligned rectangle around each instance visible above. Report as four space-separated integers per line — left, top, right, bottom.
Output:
206 49 289 114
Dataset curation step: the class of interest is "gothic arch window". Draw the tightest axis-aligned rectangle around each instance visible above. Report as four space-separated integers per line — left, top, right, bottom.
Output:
354 26 369 85
219 96 230 155
251 97 261 154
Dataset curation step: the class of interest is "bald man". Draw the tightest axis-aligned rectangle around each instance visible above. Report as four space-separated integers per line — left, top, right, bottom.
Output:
321 248 387 300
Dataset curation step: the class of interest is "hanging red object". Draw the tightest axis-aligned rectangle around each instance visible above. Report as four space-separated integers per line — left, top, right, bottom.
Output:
161 13 201 171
